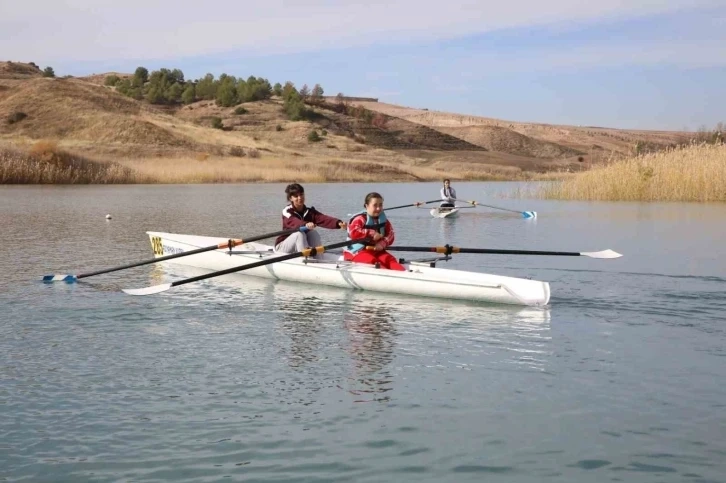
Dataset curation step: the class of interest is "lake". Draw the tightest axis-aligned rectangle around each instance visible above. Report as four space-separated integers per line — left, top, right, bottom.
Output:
1 182 725 482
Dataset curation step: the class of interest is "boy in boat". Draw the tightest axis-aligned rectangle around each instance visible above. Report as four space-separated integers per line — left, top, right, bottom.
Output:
344 192 406 271
439 179 457 209
275 183 347 254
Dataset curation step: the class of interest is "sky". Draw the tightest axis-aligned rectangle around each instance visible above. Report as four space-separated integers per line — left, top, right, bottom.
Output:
2 0 725 130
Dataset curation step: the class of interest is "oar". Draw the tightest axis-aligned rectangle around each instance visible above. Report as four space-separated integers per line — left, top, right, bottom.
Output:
122 238 361 296
381 245 622 258
347 199 444 216
42 227 306 283
455 199 537 219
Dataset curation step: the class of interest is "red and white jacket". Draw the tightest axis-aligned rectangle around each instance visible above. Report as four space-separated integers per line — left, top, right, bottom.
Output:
344 211 395 254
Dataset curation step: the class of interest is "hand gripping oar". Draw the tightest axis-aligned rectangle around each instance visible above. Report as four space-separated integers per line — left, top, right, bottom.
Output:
455 199 537 219
42 227 305 283
347 199 444 216
383 245 623 258
122 238 361 296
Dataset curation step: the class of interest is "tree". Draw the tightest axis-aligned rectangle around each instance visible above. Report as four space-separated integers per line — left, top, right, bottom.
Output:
216 77 238 107
116 78 131 95
311 83 324 100
166 82 184 103
282 81 296 100
133 66 148 87
299 84 310 99
181 84 196 104
42 66 55 78
170 68 184 84
195 73 217 100
273 82 282 96
334 92 347 112
236 76 272 103
284 90 307 121
145 68 176 104
104 75 120 86
145 84 166 104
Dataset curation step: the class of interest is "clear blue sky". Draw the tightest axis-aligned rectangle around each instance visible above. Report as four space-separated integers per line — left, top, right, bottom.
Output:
3 0 724 130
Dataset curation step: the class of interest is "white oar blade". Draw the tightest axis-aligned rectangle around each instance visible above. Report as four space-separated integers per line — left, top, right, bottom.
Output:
580 249 623 259
122 283 172 296
42 274 77 282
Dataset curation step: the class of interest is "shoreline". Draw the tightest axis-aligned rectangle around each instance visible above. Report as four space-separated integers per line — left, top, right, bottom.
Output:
0 143 570 185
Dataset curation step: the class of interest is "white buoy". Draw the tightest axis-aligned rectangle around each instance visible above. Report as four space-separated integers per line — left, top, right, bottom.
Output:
106 214 112 220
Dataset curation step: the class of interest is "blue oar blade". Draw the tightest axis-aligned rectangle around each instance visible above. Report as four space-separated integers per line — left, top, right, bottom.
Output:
522 211 537 219
42 274 77 283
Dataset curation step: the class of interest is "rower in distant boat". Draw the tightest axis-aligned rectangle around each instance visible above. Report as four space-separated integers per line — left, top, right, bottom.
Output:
344 192 406 271
439 179 456 210
275 183 347 257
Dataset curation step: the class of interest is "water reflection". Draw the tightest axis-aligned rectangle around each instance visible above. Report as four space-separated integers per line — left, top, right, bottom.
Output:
343 304 397 403
138 262 552 395
276 293 338 369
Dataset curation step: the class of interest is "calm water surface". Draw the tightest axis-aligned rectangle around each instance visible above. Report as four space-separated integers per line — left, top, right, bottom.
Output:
1 182 725 482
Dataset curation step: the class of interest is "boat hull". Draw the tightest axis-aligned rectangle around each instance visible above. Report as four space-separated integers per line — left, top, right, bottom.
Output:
430 207 460 218
145 232 551 307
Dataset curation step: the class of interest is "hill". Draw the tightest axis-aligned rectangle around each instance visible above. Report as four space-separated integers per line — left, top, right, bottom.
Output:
0 62 696 183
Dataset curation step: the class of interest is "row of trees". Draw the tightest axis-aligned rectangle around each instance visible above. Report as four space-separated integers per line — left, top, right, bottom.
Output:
104 66 327 115
106 67 275 107
102 66 393 130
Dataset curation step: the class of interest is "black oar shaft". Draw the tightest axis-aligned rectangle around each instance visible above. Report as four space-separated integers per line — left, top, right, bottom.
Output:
76 228 299 279
459 248 580 256
385 199 443 211
77 243 235 279
386 246 582 256
169 239 357 288
454 198 523 214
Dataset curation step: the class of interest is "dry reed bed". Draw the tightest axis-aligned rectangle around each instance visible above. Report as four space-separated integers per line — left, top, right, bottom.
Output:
119 155 560 183
2 140 574 184
536 143 726 202
0 143 144 184
121 156 441 183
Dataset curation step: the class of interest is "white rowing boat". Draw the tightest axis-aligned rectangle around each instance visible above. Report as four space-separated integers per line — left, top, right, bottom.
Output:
430 207 460 218
144 231 552 307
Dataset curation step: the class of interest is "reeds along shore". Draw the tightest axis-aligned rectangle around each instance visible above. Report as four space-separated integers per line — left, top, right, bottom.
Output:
0 142 142 184
536 143 726 202
0 141 556 184
4 141 724 196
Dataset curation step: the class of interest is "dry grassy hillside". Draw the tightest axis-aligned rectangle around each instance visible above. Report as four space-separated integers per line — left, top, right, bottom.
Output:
0 61 42 79
0 77 194 152
353 101 691 162
0 62 699 183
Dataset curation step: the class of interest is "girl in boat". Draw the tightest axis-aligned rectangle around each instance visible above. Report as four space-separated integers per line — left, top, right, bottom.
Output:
344 192 406 271
275 183 347 254
440 179 456 208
